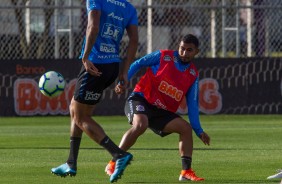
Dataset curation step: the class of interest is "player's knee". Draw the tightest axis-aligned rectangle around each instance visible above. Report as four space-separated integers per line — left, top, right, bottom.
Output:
179 123 192 135
69 105 74 118
71 110 89 127
69 99 76 117
132 120 148 134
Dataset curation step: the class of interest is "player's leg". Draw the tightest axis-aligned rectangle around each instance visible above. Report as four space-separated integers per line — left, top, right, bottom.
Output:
70 99 106 143
52 63 131 180
163 117 193 160
71 97 128 156
80 63 133 183
110 94 151 182
51 98 119 177
65 105 84 170
105 116 148 175
71 96 132 183
106 94 149 177
51 100 85 177
119 114 149 151
57 102 84 174
163 118 204 181
119 94 150 151
73 63 127 155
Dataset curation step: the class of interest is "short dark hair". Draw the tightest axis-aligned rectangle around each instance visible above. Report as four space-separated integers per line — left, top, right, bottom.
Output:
181 34 199 48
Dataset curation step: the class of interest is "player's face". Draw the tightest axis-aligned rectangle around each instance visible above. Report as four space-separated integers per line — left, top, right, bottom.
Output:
178 41 199 63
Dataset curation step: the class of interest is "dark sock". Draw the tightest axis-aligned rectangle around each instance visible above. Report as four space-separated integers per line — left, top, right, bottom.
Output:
100 136 126 160
181 156 192 170
67 137 81 169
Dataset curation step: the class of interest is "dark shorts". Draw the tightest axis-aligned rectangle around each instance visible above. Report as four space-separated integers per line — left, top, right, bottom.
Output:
124 93 180 137
74 62 119 105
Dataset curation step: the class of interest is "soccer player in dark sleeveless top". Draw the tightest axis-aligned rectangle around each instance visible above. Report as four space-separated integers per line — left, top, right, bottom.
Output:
105 34 210 181
51 0 138 182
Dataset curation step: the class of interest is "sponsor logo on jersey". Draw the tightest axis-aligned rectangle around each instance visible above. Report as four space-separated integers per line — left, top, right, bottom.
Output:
163 55 172 61
100 43 116 53
158 80 183 101
136 105 145 112
189 69 196 76
153 99 167 110
85 91 101 101
97 54 119 59
107 0 126 8
108 12 124 21
102 23 122 41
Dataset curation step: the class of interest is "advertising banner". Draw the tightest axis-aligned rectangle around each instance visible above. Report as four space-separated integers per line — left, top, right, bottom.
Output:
0 58 281 116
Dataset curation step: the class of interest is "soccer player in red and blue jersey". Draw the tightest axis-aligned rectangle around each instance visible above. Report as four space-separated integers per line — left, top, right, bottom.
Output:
106 34 210 181
51 0 138 182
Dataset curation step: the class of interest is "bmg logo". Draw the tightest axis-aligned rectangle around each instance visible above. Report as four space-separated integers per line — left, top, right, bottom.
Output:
102 23 122 41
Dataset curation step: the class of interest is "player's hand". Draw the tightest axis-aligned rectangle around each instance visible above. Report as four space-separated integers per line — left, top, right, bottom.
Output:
115 80 126 94
114 74 128 94
82 59 102 76
200 132 210 146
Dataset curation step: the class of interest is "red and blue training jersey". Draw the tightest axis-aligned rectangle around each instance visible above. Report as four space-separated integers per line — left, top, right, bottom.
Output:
128 50 204 137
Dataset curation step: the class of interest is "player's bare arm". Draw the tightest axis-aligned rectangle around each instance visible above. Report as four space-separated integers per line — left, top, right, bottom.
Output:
121 25 139 85
115 25 138 95
82 10 102 76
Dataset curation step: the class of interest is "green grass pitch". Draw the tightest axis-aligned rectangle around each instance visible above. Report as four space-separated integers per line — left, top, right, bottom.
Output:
0 115 281 184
